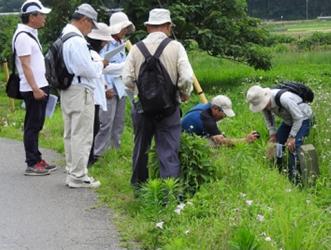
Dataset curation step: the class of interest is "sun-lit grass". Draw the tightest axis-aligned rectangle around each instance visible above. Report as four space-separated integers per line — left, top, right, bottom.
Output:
0 48 330 249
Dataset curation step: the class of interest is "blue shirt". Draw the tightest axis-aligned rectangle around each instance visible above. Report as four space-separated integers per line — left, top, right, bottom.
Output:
181 103 221 137
101 38 127 98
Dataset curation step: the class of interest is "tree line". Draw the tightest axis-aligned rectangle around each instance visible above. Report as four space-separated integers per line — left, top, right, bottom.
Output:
247 0 331 20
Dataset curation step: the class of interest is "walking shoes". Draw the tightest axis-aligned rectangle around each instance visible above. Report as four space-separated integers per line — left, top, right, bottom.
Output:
66 175 101 188
24 162 50 176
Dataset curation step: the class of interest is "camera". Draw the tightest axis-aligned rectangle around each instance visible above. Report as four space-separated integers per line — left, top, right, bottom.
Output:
253 131 260 139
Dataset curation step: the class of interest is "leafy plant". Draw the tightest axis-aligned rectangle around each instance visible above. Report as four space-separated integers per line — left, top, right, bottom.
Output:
229 226 260 250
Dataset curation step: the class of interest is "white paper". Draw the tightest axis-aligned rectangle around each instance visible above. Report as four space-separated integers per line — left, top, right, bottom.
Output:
103 43 125 61
46 94 58 118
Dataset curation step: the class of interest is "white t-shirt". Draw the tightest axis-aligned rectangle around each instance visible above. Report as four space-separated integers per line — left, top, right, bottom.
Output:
13 24 48 92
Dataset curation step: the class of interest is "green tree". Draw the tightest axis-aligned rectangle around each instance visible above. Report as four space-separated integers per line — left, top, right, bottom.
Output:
123 0 272 70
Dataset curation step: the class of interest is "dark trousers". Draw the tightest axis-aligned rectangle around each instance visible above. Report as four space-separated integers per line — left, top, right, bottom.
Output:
21 86 49 167
131 107 181 186
276 119 311 181
89 105 100 164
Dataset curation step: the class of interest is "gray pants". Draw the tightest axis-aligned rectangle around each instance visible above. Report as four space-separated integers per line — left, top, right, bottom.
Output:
94 96 126 156
131 107 181 186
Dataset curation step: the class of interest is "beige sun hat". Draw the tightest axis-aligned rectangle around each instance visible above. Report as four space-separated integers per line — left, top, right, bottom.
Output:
144 8 173 26
211 95 235 117
109 12 135 35
246 85 272 112
21 0 51 15
87 23 112 41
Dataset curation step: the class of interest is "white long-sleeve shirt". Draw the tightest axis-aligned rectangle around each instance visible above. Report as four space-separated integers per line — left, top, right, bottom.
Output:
122 32 193 97
62 24 103 90
263 89 313 137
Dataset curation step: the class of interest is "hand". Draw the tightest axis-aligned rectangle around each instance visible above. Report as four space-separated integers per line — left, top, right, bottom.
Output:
286 137 296 153
105 89 115 99
102 59 109 68
33 88 47 100
246 132 259 143
269 134 277 143
180 92 189 102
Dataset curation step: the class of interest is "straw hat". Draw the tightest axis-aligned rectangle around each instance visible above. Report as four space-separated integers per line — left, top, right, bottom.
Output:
87 23 112 41
211 95 235 117
246 85 272 112
144 8 173 26
109 12 135 35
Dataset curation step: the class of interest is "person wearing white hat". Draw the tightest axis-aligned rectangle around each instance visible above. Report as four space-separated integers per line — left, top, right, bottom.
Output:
246 85 313 182
181 95 259 146
13 0 56 176
93 12 135 157
60 4 109 188
122 8 194 188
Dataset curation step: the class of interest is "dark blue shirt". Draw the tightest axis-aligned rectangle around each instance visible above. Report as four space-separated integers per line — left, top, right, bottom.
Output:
181 103 221 137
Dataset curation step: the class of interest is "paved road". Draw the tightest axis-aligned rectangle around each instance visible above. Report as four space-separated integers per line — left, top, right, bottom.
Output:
0 138 123 250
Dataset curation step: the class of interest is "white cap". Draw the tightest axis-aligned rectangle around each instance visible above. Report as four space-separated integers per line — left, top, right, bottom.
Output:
74 3 98 28
246 85 272 112
21 0 51 15
211 95 235 117
144 8 173 26
109 12 135 35
87 23 112 41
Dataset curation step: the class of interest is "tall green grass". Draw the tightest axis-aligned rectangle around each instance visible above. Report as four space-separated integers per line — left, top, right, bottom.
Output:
0 49 330 249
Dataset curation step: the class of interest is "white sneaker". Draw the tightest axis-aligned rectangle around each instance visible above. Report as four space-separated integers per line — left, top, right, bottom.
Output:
67 176 101 188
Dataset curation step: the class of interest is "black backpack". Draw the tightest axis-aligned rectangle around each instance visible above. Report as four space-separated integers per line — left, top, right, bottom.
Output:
45 32 80 90
136 38 178 118
274 82 314 108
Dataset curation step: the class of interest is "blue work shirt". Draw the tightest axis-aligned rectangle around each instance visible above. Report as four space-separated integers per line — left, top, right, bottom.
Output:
181 103 221 137
101 38 127 98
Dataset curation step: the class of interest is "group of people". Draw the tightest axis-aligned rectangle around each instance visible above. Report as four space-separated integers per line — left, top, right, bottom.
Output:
13 0 313 190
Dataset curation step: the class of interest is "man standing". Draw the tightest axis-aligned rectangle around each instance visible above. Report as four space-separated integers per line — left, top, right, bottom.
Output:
93 12 135 159
13 0 56 176
61 3 107 188
123 8 193 188
246 85 313 182
181 95 259 146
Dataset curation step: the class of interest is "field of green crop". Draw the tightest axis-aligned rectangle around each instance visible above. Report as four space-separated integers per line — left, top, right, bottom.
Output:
264 19 331 38
1 47 330 249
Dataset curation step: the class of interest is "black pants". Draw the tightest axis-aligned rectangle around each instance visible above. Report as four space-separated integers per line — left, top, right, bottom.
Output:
21 86 49 167
88 105 100 164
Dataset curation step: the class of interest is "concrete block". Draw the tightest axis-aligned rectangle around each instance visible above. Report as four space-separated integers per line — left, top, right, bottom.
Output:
298 144 319 186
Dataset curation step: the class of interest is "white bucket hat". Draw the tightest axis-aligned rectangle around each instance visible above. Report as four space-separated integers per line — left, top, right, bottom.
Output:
144 8 173 26
211 95 235 117
109 12 135 35
21 0 51 15
246 85 272 112
87 23 112 41
74 3 98 28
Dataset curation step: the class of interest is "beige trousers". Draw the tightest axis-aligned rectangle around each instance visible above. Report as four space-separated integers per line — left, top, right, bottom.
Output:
60 85 94 179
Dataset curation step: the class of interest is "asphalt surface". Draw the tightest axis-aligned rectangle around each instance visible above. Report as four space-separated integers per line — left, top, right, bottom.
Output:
0 138 124 250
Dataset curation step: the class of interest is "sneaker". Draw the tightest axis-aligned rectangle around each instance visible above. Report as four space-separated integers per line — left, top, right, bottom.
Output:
39 159 57 172
67 175 101 188
24 162 50 176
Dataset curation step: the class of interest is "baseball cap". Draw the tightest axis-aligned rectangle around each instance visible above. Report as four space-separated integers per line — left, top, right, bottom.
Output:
211 95 235 117
74 3 98 28
21 0 51 15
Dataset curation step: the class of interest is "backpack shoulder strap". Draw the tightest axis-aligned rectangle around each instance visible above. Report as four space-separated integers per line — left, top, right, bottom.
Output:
61 32 81 43
275 89 287 108
136 41 151 59
153 38 172 58
11 31 41 73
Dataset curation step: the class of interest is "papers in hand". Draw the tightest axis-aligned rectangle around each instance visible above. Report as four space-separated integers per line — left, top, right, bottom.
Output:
103 43 125 61
46 94 58 118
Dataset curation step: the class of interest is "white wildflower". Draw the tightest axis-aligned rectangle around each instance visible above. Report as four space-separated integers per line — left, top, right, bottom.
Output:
174 208 182 215
285 188 292 193
184 230 190 235
240 192 247 198
245 200 253 206
155 221 164 229
257 214 265 222
265 236 272 242
260 232 267 237
177 203 186 210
